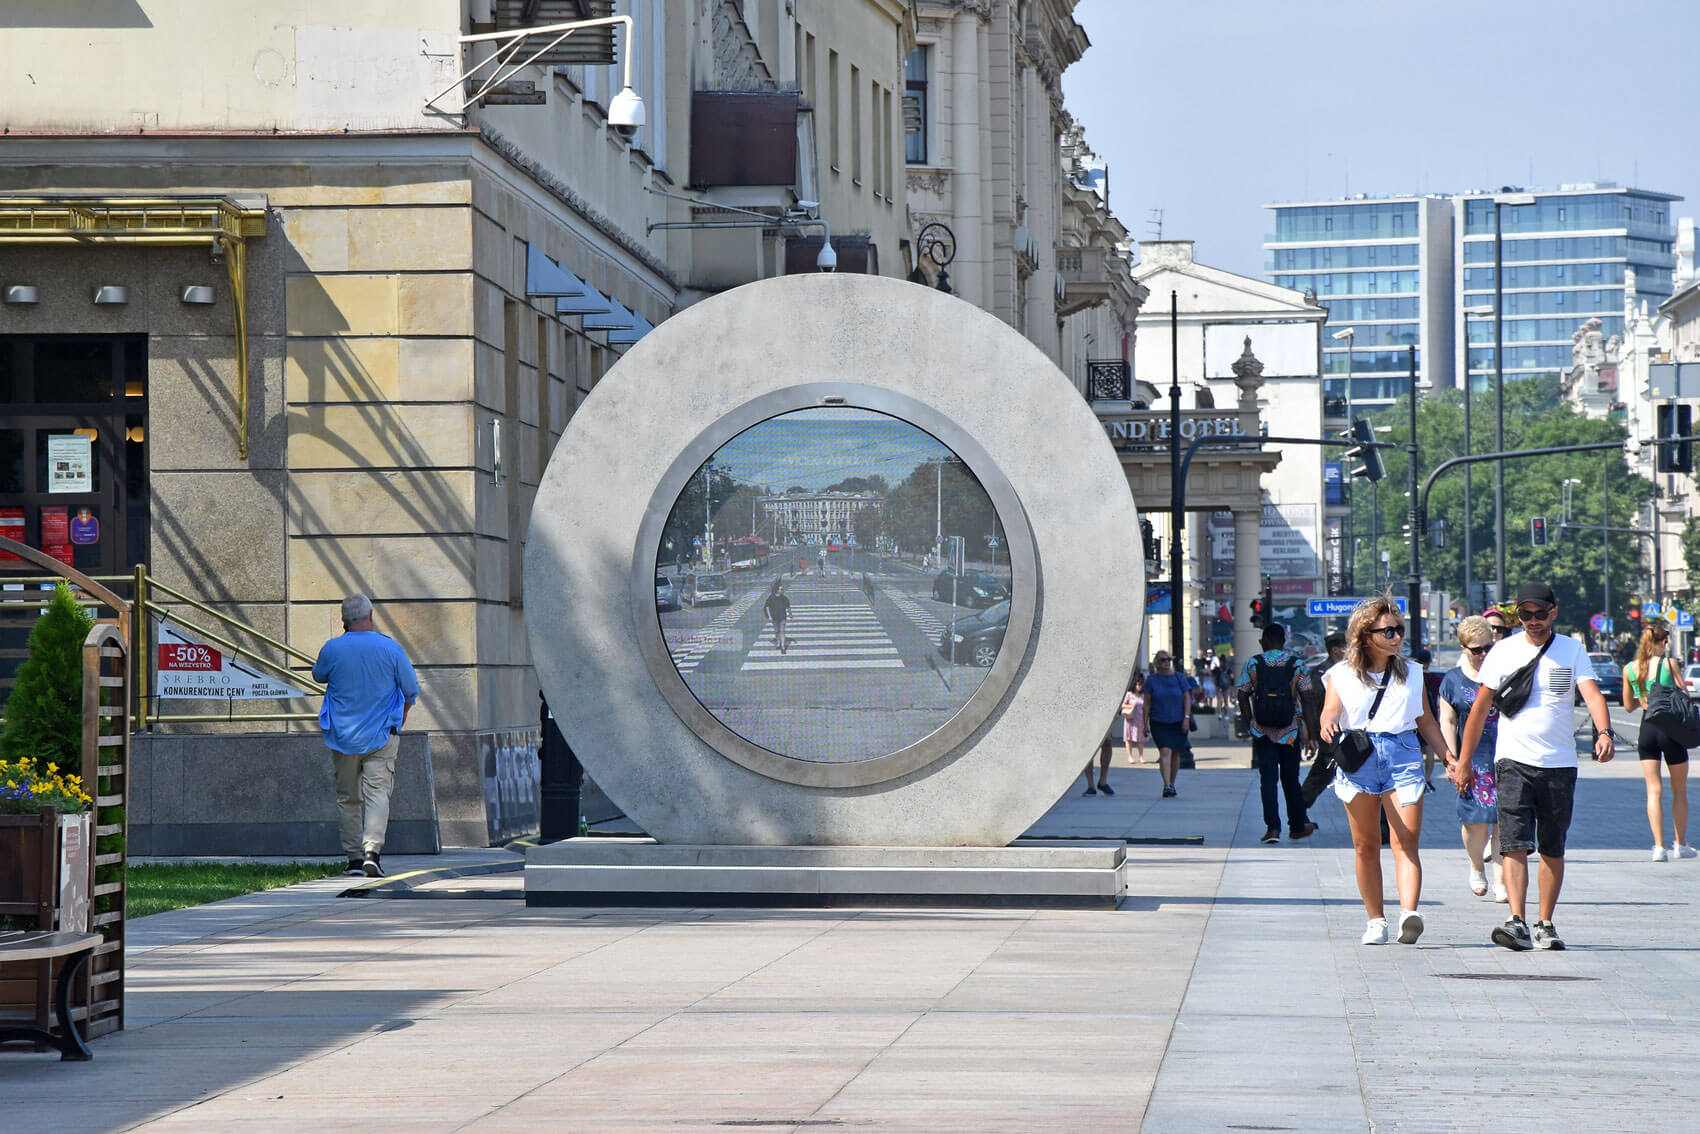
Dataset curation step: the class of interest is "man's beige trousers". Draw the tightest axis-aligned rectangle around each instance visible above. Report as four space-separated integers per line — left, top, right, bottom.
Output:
333 732 400 858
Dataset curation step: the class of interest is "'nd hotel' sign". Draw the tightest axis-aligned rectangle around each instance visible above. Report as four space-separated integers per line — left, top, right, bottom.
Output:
1100 413 1249 445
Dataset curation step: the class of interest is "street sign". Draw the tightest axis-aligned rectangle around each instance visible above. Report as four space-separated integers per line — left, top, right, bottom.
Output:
1305 597 1407 618
155 620 311 701
1645 601 1662 617
986 535 999 548
1589 613 1606 632
1681 611 1695 630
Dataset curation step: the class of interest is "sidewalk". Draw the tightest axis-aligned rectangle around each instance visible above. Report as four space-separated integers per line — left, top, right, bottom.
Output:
5 727 1699 1131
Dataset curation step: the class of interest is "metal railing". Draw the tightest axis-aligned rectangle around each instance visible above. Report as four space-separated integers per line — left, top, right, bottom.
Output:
1083 358 1131 401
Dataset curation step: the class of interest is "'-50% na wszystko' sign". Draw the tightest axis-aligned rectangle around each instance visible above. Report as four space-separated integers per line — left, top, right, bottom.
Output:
154 620 310 700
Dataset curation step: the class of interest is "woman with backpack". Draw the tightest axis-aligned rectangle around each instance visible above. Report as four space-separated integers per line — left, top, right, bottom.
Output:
1319 595 1457 945
1622 623 1696 861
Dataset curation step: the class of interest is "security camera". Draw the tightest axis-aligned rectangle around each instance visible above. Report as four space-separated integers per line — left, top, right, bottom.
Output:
608 85 645 140
795 199 820 218
816 241 837 272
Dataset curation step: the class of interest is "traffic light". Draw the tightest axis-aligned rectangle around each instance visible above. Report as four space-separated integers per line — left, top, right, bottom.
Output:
1344 417 1385 481
1531 516 1548 546
1657 402 1693 474
1249 597 1264 628
1139 517 1158 563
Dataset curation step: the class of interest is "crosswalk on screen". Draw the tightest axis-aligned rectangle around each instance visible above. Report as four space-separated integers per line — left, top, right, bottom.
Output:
655 407 1013 763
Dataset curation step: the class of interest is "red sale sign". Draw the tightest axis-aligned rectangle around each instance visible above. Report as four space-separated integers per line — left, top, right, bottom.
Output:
158 642 222 671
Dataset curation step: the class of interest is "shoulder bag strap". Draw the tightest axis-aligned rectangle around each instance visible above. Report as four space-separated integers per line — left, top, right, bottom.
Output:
1365 665 1392 722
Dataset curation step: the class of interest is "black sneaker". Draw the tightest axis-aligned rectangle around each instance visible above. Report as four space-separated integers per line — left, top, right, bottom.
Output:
345 859 364 876
362 853 384 878
1083 786 1097 796
1532 920 1566 950
1260 827 1280 844
1098 783 1115 796
1492 916 1532 951
1162 785 1177 798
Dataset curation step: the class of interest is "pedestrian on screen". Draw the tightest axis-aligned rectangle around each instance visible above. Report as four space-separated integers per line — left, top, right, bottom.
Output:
1455 583 1616 951
764 580 791 654
312 594 418 878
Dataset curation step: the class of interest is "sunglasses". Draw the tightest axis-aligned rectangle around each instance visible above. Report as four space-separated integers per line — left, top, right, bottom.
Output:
1464 643 1491 656
1490 625 1514 638
1516 605 1553 622
1369 625 1405 641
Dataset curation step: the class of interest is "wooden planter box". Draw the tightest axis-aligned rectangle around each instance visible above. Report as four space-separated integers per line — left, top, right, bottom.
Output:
1 808 94 1040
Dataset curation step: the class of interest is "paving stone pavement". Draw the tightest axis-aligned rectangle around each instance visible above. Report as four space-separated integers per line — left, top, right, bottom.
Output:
5 709 1699 1131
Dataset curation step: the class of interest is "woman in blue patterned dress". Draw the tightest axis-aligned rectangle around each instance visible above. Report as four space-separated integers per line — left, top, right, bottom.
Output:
1436 615 1504 902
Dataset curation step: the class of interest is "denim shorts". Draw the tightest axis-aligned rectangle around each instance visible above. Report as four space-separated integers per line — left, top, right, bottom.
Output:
1333 729 1426 807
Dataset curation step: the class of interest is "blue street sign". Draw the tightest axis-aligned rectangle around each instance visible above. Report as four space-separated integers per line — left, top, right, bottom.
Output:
1645 601 1663 617
1305 597 1408 618
986 536 999 548
1681 611 1695 630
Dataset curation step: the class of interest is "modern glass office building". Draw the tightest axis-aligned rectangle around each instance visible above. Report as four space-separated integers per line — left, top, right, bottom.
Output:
1453 185 1680 396
1265 196 1454 409
1264 184 1682 408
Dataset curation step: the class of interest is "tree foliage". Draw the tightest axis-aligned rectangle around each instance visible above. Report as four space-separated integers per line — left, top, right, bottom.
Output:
0 581 95 771
1351 375 1653 640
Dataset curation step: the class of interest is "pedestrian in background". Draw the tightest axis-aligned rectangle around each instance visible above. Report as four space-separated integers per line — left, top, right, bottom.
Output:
1320 595 1456 946
1483 606 1514 643
312 594 419 878
1456 583 1617 951
1621 622 1696 861
1123 672 1148 764
1437 616 1504 902
1145 651 1195 798
1300 633 1347 808
764 580 791 654
1239 623 1318 845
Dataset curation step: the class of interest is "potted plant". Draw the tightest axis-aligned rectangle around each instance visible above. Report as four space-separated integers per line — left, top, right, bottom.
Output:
0 582 95 936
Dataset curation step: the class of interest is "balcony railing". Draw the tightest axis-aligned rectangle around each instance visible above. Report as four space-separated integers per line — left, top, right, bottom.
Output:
1084 358 1130 401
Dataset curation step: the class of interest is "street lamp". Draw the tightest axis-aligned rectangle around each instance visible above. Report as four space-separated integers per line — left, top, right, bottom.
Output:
1332 327 1355 592
1490 191 1537 603
1461 304 1494 609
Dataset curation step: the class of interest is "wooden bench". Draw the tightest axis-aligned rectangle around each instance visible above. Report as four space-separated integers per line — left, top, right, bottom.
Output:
0 931 102 1061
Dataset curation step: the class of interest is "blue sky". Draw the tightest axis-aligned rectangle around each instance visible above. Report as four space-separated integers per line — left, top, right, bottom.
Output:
1063 0 1700 280
708 409 952 491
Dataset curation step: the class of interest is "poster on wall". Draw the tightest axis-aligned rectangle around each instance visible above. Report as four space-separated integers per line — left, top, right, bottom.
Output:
1207 504 1322 580
154 619 312 700
70 508 99 545
0 507 22 560
40 506 69 545
47 434 93 493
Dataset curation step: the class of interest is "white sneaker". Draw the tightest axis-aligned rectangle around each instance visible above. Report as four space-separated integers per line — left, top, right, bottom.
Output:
1676 844 1698 859
1653 845 1670 862
1397 910 1425 944
1362 917 1389 945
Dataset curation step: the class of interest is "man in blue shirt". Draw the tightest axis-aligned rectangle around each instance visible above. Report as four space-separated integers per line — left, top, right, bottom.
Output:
1238 623 1318 845
312 594 419 877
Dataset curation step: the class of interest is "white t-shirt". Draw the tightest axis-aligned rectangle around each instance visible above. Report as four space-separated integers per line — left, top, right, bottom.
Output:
1326 662 1426 735
1475 631 1594 769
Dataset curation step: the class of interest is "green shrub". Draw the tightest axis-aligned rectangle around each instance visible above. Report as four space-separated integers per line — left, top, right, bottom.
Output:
0 581 94 773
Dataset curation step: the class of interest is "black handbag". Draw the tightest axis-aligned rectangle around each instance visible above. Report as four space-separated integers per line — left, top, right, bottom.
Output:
1495 635 1554 718
1335 666 1391 775
1642 660 1700 749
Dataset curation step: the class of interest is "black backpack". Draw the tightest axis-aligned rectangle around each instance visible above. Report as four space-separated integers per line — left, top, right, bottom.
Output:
1251 655 1298 728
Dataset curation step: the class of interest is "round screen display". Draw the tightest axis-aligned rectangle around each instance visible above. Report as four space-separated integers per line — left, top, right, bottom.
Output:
654 407 1014 764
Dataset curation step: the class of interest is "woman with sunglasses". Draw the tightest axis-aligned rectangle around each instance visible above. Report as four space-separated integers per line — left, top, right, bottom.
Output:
1320 595 1458 945
1482 607 1515 642
1437 616 1504 901
1622 623 1696 861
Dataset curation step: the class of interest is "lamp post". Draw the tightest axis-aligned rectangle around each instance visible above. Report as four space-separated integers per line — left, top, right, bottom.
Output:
1461 305 1494 610
1405 345 1423 650
1332 327 1355 592
1491 191 1537 603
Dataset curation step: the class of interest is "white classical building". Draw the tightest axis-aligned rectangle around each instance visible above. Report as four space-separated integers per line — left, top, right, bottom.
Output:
1131 240 1332 652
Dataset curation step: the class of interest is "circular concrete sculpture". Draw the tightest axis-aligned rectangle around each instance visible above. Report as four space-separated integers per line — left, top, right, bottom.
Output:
525 274 1142 845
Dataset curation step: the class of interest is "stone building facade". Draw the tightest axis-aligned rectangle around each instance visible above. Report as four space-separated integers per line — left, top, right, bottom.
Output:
0 0 915 850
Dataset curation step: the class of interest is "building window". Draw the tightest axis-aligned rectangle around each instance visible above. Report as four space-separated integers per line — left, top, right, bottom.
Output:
828 51 840 172
850 64 862 184
904 46 929 164
802 32 816 105
882 86 894 198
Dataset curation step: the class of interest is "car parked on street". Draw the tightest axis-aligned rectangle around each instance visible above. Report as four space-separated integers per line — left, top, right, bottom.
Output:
682 572 729 606
1685 664 1700 699
937 599 1010 667
1579 653 1623 705
931 569 1009 608
655 573 679 611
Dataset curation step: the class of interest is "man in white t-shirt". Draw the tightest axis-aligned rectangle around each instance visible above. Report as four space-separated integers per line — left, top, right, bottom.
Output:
1454 582 1616 952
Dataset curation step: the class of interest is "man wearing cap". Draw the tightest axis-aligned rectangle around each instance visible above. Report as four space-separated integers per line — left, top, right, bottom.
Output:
312 594 420 878
1454 582 1616 950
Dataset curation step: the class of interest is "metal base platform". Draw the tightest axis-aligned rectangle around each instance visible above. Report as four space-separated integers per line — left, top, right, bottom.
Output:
524 838 1128 908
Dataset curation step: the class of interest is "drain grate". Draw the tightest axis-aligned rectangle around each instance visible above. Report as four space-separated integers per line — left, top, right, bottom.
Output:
1437 972 1596 982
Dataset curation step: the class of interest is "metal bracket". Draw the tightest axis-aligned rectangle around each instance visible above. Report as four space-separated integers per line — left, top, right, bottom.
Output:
424 14 633 115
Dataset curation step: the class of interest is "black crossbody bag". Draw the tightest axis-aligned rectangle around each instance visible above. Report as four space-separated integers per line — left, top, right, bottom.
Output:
1495 634 1554 719
1335 666 1391 775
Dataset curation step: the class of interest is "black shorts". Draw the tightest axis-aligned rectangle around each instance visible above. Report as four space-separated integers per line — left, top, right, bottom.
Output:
1638 719 1690 765
1496 760 1577 859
